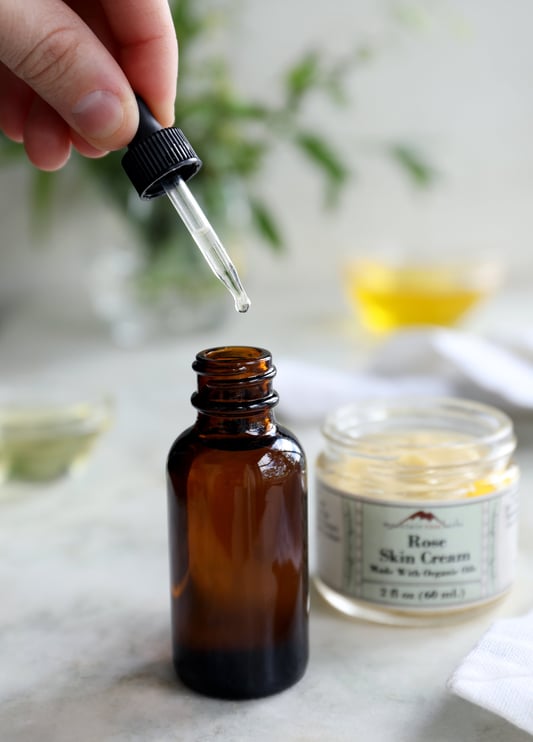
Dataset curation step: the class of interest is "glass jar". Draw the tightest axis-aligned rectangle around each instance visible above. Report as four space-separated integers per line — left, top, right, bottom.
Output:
315 398 519 626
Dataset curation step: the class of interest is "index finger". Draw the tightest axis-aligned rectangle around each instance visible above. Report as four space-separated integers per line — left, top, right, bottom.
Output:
100 0 178 126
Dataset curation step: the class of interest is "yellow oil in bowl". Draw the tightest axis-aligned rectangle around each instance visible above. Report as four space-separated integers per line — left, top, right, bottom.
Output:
344 258 501 333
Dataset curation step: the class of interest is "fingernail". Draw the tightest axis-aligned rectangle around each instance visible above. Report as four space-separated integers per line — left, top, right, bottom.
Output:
71 90 124 141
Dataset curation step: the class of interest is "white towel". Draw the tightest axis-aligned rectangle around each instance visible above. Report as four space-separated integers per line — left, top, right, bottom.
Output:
447 612 533 735
276 327 533 422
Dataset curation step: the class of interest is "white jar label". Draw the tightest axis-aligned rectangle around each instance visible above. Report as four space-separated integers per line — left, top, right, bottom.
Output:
316 479 519 610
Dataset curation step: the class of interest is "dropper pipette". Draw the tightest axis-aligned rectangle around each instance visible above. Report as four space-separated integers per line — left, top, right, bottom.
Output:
163 178 250 313
121 97 250 313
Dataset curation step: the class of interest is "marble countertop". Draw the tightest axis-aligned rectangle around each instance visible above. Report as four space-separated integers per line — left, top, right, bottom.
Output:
1 287 533 742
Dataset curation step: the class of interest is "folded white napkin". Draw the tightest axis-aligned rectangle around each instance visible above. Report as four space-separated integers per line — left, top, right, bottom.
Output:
277 327 533 422
447 612 533 735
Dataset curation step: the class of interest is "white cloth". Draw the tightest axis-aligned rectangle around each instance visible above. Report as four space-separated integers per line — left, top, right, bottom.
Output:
447 612 533 735
276 327 533 422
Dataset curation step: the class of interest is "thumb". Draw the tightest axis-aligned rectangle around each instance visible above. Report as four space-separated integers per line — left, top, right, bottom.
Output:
0 0 138 151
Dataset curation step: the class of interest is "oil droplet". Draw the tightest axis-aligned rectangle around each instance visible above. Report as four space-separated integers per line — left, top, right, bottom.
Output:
234 293 251 313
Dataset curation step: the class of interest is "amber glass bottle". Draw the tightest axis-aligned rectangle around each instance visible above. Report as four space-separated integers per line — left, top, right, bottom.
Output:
166 346 309 699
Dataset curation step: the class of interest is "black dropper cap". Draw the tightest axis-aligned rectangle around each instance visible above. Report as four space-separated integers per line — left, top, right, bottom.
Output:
121 96 202 200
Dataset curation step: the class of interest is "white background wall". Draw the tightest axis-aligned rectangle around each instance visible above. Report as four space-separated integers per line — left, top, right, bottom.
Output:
229 0 533 290
1 0 532 313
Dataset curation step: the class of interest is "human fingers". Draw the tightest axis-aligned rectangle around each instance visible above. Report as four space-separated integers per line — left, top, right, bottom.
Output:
65 0 178 125
70 129 108 158
0 64 108 160
23 96 71 170
100 0 178 126
0 0 138 153
0 63 34 142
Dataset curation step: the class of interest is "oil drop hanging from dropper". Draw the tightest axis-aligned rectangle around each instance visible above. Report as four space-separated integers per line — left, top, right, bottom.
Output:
121 97 250 313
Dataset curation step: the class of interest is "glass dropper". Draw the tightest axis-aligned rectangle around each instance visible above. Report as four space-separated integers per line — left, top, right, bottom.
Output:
163 177 250 313
121 96 250 313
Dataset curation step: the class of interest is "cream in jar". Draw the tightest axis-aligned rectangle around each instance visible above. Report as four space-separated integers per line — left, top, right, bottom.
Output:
315 398 519 625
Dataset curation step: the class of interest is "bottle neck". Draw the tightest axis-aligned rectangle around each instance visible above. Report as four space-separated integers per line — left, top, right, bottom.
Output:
195 410 277 437
191 346 279 436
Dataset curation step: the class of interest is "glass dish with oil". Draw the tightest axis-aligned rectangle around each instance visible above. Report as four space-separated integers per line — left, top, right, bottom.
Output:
344 255 503 333
0 392 112 484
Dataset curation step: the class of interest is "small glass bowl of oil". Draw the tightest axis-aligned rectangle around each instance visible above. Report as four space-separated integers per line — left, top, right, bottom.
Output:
0 392 112 484
343 255 503 333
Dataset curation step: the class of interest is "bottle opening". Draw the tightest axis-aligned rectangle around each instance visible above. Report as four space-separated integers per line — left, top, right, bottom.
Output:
198 346 270 362
192 346 278 413
194 347 274 379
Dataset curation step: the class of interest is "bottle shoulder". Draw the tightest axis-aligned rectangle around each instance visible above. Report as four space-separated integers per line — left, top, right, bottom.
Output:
167 422 305 469
167 424 197 460
276 423 305 452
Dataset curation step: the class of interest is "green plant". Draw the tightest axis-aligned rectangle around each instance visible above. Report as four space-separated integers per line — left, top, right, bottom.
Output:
0 0 435 294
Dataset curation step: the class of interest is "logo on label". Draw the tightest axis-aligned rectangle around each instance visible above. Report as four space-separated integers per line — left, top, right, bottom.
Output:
385 510 461 529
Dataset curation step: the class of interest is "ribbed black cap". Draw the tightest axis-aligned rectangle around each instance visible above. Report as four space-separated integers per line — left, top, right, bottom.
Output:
122 97 202 199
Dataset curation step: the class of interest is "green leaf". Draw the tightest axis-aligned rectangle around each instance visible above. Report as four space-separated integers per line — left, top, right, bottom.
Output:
296 133 348 182
295 132 349 204
286 52 320 100
219 100 270 120
389 144 437 187
249 198 284 251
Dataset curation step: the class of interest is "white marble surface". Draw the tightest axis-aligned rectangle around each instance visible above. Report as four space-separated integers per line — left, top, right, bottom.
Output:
1 288 533 742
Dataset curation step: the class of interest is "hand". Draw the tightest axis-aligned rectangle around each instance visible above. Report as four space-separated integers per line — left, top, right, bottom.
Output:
0 0 178 170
